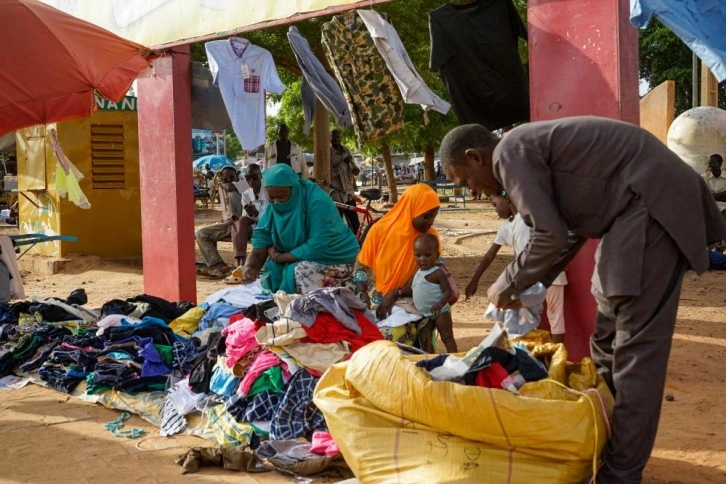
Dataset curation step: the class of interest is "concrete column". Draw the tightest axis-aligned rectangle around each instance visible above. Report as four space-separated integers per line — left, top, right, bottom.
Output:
640 80 675 144
137 46 197 303
528 0 639 360
700 60 719 107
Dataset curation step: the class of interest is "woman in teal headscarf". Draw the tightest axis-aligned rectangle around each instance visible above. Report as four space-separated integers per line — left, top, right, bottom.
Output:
242 164 359 293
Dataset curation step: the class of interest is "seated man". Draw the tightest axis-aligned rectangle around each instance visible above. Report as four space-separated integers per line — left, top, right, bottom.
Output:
0 235 24 302
193 183 210 203
225 165 267 282
196 166 251 278
702 154 726 221
204 164 215 185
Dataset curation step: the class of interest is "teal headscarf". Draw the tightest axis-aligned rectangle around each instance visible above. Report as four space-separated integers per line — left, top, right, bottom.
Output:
252 164 359 293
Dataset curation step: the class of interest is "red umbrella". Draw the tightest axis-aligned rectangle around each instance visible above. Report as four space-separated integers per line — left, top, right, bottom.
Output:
0 0 150 135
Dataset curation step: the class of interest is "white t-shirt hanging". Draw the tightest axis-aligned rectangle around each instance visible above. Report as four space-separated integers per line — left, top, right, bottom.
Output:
206 38 285 150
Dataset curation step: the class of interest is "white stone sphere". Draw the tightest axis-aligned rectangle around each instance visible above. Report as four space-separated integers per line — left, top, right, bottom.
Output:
666 106 726 173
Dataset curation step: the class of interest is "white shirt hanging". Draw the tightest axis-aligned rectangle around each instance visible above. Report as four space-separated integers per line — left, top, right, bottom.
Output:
206 38 285 150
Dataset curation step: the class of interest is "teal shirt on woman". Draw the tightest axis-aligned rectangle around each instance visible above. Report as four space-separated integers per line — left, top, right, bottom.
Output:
252 164 359 292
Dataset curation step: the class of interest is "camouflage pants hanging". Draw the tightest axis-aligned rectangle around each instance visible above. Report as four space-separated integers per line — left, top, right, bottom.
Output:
322 11 405 147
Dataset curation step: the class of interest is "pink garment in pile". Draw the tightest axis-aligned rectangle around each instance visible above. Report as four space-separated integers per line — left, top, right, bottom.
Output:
222 317 259 368
309 431 340 456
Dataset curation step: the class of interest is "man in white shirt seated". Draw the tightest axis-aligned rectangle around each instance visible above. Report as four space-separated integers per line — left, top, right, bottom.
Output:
233 164 267 265
702 154 726 219
196 165 267 278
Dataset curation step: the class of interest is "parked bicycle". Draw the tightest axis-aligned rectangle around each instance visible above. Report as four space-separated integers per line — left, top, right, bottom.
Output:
314 179 387 245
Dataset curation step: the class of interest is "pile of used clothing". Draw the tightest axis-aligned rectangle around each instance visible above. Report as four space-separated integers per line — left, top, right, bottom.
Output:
0 283 383 478
416 322 549 392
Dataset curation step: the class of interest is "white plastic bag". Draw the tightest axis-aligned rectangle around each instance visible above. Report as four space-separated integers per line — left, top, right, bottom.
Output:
484 282 547 337
429 323 510 381
168 378 205 415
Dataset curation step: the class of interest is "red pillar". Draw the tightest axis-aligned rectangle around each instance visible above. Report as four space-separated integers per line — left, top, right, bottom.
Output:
528 0 639 360
137 46 197 303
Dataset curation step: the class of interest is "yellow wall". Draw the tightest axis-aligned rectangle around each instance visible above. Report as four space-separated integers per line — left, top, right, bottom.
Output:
640 80 675 145
16 106 141 258
16 125 62 257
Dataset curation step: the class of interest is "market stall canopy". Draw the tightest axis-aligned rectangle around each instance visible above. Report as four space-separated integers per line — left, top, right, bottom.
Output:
38 0 394 49
0 0 150 136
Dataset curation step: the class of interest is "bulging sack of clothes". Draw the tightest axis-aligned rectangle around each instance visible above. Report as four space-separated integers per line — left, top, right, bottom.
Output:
313 337 613 483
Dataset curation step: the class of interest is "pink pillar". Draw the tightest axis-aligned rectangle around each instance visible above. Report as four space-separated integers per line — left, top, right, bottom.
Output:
137 46 197 303
528 0 639 360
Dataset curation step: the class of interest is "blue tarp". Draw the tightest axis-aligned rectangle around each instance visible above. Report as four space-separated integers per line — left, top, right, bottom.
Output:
630 1 726 82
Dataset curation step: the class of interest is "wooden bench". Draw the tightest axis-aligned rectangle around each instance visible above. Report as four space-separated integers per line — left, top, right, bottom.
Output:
424 180 468 209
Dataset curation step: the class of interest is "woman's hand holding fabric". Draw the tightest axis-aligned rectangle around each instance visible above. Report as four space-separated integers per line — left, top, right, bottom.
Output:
267 247 296 264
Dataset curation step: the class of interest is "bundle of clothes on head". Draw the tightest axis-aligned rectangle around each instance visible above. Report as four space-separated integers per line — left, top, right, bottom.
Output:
0 283 384 479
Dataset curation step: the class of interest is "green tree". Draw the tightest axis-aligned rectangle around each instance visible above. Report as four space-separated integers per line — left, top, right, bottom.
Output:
639 18 725 115
225 131 243 160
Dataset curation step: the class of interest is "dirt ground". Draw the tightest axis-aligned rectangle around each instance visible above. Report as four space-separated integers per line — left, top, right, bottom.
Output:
1 199 725 483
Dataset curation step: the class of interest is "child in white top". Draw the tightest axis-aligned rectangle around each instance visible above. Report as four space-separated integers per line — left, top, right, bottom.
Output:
466 192 568 343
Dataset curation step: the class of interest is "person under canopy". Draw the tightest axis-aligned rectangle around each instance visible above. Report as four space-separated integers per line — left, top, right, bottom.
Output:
242 164 359 293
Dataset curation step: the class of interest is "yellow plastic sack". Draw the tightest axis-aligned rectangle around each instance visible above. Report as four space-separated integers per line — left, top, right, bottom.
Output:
314 339 613 483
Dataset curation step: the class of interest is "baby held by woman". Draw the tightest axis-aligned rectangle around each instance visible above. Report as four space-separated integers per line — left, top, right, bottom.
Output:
404 233 458 353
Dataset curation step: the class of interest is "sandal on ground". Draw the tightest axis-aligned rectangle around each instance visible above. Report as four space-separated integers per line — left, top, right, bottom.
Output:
200 265 231 279
224 266 244 284
224 274 243 284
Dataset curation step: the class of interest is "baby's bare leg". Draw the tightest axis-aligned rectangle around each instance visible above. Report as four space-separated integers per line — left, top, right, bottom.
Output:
417 318 435 353
435 311 458 353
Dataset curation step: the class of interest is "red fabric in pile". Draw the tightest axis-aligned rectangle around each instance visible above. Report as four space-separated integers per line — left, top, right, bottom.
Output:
474 362 510 389
302 310 383 352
